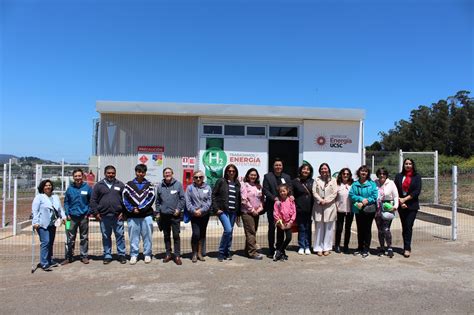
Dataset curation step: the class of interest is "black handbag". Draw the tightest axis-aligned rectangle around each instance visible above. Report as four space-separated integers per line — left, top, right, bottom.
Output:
362 204 376 213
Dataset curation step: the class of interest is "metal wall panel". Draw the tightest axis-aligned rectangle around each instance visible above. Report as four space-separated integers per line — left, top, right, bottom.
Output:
98 114 198 182
100 114 198 156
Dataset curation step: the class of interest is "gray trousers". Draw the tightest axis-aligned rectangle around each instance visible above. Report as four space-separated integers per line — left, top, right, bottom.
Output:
67 215 89 258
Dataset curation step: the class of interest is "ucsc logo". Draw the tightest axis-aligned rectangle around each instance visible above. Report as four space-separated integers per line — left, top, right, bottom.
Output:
314 135 352 149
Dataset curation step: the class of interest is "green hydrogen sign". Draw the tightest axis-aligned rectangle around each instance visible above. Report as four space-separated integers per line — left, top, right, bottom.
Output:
202 149 227 188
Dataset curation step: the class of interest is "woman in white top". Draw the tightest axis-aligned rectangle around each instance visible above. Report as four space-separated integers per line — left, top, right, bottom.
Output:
334 168 354 254
32 179 66 271
374 167 399 258
312 163 338 256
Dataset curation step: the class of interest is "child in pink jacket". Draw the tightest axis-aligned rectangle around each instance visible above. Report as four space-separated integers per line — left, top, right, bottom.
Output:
273 184 296 261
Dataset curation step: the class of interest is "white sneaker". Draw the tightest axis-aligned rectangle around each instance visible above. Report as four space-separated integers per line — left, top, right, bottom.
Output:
305 248 311 255
298 248 304 255
144 256 151 264
129 256 137 265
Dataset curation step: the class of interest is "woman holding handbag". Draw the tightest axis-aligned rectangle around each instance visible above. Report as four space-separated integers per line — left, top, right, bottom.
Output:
32 180 66 271
349 165 378 258
374 167 399 258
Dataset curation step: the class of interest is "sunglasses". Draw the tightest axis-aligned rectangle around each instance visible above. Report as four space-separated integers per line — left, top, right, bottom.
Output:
193 176 204 179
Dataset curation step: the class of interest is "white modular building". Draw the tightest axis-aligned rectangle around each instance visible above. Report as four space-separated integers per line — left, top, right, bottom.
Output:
94 101 365 185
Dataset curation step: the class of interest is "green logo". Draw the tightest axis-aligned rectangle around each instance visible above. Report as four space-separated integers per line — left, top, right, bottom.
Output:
202 149 227 187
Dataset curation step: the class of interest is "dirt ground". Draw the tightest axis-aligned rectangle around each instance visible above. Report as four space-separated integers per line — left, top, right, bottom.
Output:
0 238 472 314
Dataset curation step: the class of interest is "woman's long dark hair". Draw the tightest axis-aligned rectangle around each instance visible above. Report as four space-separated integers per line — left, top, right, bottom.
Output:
224 164 239 180
401 158 418 175
336 168 353 185
244 168 261 189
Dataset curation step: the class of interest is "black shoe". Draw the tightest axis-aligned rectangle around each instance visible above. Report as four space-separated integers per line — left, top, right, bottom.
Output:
217 255 225 262
103 258 112 265
334 246 341 254
118 256 127 264
267 249 275 259
273 250 281 262
353 250 361 256
387 248 394 258
50 260 59 268
377 247 386 256
42 265 53 272
361 252 369 258
343 246 349 254
227 254 233 261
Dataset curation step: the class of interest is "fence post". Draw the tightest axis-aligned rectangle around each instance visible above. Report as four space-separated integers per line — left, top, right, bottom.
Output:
434 150 439 204
8 158 12 199
2 164 6 228
371 155 375 175
398 149 403 173
61 158 65 196
451 165 457 241
13 179 18 236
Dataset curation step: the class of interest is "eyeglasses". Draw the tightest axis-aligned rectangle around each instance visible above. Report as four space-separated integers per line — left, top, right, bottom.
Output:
193 176 204 179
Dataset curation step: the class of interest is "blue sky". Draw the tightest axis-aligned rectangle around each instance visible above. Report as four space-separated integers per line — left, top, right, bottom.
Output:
1 0 472 163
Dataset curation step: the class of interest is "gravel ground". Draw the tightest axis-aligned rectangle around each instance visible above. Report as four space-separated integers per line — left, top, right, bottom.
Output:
0 239 472 314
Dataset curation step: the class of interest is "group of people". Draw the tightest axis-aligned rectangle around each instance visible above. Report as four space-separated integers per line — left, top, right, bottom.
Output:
31 158 422 271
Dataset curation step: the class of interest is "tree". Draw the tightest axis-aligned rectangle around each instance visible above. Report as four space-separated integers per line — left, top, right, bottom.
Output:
375 90 473 157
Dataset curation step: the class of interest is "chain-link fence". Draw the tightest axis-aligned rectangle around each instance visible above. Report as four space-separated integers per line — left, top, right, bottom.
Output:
1 162 473 262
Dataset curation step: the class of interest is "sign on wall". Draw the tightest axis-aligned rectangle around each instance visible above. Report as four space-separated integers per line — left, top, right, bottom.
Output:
137 146 164 183
224 138 268 183
303 120 362 175
200 138 268 187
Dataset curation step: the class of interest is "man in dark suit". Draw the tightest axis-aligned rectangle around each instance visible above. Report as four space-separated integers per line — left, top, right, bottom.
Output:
263 158 292 257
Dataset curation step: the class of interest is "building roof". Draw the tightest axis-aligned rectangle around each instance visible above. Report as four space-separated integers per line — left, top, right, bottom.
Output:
96 101 365 121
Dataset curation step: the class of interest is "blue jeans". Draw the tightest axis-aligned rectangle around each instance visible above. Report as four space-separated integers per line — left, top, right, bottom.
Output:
128 216 153 257
297 212 312 250
37 226 56 268
99 216 126 259
218 211 236 257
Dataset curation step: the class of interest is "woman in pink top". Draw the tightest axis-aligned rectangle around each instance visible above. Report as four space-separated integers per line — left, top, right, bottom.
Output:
273 184 296 261
240 168 265 260
375 167 399 258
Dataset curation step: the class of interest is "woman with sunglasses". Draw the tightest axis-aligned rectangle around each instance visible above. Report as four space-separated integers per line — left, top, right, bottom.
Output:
334 168 354 254
375 167 399 258
394 158 422 258
349 165 378 258
185 170 212 263
212 164 241 262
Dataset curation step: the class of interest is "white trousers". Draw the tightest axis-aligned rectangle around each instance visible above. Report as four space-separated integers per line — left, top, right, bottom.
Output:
313 221 335 252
